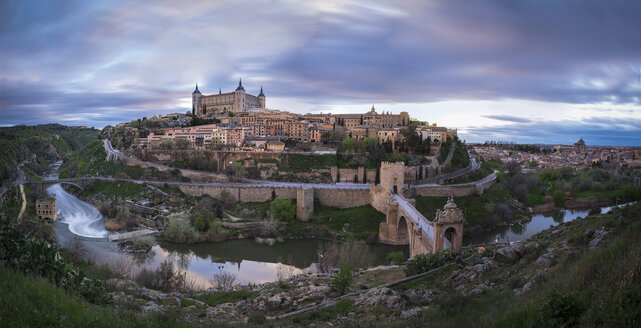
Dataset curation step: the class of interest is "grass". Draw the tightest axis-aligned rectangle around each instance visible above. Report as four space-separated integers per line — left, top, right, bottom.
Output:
81 180 143 200
393 203 641 327
280 154 337 172
0 265 194 328
307 202 386 240
414 182 514 228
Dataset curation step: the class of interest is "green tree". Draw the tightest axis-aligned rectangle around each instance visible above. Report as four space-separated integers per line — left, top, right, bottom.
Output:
553 190 566 207
341 138 355 153
270 198 296 221
231 163 247 178
330 264 353 295
363 136 378 150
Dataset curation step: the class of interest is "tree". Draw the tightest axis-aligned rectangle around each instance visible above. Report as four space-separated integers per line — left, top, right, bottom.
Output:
341 138 355 153
160 139 173 150
553 190 566 207
270 198 296 221
231 163 247 178
174 138 191 150
363 136 378 150
330 264 353 295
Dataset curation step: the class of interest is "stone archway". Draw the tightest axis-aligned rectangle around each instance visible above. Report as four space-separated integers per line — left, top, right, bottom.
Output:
393 185 398 194
397 216 409 244
442 227 458 250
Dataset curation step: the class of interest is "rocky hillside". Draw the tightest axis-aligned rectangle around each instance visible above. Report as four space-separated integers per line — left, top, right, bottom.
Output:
0 124 100 185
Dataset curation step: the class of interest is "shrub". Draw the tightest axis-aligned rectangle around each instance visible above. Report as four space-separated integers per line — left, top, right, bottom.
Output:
163 219 197 243
405 249 457 276
330 264 353 295
386 251 406 265
132 235 155 251
193 216 208 232
540 291 583 328
270 198 296 222
553 190 566 207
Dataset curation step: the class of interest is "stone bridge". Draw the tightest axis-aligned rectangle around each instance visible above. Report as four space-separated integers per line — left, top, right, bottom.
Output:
372 162 465 257
27 178 89 196
53 140 495 257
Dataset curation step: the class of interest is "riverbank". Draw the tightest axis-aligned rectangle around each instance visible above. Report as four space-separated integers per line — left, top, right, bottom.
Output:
7 199 639 327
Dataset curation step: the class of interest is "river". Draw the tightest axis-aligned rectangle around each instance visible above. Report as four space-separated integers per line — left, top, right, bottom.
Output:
46 162 406 288
468 202 636 245
47 161 634 287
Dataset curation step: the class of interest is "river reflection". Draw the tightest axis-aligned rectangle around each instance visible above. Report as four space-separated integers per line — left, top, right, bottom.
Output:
469 202 636 245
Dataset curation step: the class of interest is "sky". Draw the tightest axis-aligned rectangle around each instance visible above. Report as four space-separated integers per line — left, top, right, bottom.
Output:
1 0 640 146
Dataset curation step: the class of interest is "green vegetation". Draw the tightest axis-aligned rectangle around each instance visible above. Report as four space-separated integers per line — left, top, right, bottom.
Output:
200 290 255 307
307 202 386 240
163 219 197 243
386 251 407 265
400 202 641 327
279 154 337 172
439 136 470 170
0 124 99 183
405 249 457 276
330 263 354 295
270 198 296 221
516 165 641 207
60 141 185 181
415 183 516 237
0 265 191 328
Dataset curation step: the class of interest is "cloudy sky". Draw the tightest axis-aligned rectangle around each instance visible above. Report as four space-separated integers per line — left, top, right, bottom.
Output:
1 0 640 145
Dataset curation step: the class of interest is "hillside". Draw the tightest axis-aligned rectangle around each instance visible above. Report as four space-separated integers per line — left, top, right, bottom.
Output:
0 124 100 184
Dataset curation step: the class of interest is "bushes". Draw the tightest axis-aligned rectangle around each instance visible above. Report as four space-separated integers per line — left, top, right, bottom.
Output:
386 251 406 265
0 224 108 304
540 291 583 328
330 264 354 295
163 219 197 243
270 198 296 222
553 190 566 207
405 249 457 276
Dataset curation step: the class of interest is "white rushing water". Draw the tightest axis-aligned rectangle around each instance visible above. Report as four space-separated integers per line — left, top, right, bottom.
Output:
47 183 109 238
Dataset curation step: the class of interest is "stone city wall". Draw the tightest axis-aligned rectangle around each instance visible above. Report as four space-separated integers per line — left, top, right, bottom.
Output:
313 188 370 208
175 184 368 208
409 174 496 197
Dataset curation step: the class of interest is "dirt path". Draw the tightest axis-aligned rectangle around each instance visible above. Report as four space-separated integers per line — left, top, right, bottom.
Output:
17 184 26 221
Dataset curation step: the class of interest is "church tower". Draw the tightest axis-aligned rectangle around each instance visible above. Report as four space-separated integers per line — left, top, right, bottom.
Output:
258 86 266 108
234 78 246 113
192 84 201 116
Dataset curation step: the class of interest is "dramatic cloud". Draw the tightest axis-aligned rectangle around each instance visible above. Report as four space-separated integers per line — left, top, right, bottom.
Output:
1 0 640 144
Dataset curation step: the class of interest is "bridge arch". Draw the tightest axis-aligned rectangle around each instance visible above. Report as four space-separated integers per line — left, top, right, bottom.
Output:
58 182 85 190
397 215 409 244
442 226 458 250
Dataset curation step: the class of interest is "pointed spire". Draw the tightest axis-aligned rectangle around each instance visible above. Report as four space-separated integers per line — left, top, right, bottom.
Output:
193 83 201 94
219 88 222 94
258 86 265 97
235 78 245 91
371 104 375 112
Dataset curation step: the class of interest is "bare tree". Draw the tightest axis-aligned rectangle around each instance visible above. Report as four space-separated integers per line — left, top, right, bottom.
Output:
209 271 237 291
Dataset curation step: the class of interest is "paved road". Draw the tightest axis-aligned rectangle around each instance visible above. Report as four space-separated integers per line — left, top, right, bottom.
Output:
393 194 435 238
99 140 491 190
414 153 481 185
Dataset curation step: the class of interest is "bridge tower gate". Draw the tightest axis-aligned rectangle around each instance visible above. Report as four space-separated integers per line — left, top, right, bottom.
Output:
379 161 405 194
433 197 464 252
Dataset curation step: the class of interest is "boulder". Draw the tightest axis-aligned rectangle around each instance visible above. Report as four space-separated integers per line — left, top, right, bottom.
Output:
141 301 165 314
493 245 517 262
400 306 430 319
535 253 555 268
139 287 167 301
